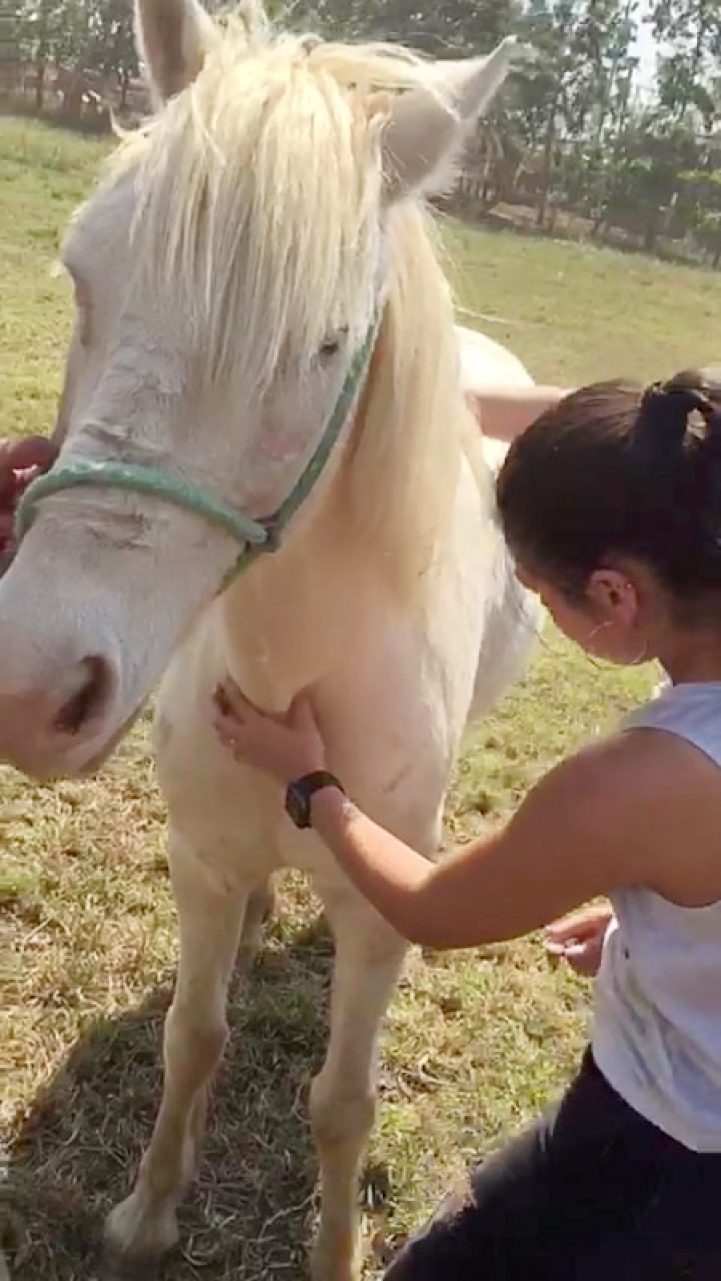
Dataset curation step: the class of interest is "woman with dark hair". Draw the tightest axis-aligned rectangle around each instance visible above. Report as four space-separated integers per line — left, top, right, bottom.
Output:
214 368 721 1279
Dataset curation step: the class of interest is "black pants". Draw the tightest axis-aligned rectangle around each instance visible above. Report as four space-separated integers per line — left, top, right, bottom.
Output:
385 1051 721 1279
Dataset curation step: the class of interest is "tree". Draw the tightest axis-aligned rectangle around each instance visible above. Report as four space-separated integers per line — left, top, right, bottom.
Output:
82 0 139 103
275 0 520 51
505 0 640 229
679 164 721 266
652 0 721 127
14 0 85 107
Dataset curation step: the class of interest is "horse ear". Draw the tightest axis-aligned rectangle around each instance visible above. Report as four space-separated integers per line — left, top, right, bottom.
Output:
381 36 524 201
135 0 218 107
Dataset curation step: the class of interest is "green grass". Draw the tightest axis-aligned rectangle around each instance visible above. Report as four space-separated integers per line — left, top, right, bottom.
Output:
0 123 107 438
2 116 716 1281
444 220 721 386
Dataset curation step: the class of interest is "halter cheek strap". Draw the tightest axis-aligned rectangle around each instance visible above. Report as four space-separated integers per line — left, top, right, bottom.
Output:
15 318 378 590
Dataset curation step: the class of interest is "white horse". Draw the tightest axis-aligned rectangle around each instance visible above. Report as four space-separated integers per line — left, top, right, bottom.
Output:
0 4 540 1276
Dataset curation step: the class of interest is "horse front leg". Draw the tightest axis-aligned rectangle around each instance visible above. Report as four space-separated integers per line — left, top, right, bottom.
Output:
103 831 253 1276
310 889 408 1281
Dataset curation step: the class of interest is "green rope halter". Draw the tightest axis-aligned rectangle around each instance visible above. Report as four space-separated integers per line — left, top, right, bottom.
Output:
15 320 377 590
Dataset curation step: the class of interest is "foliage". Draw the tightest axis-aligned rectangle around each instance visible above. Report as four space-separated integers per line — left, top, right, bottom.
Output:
8 0 721 265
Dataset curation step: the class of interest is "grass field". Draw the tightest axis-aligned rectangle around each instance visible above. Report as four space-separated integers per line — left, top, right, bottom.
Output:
2 115 721 1281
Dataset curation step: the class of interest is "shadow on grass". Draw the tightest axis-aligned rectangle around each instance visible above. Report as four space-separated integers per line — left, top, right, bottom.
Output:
4 916 338 1281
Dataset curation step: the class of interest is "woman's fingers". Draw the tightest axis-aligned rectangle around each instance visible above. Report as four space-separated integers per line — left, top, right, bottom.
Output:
0 454 18 503
215 677 272 725
545 937 571 954
212 707 235 742
546 906 609 943
214 680 251 723
0 437 56 495
212 709 256 762
213 684 232 716
289 690 318 734
212 693 274 749
6 436 57 471
215 680 314 736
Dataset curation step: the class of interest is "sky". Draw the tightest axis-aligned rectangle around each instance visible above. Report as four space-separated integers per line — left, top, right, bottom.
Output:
632 0 660 89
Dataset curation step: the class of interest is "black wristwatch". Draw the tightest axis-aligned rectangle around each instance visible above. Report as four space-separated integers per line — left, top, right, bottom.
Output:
285 771 345 829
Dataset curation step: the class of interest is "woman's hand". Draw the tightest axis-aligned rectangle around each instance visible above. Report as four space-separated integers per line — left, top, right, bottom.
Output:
213 678 326 785
545 903 614 977
0 436 57 568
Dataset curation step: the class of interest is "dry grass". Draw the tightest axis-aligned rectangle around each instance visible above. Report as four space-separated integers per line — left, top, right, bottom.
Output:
2 116 719 1280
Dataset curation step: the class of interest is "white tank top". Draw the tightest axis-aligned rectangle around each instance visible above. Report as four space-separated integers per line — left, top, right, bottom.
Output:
592 681 721 1152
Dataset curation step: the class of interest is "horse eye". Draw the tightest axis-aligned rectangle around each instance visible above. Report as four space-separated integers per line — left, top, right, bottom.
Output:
318 327 349 361
319 338 341 360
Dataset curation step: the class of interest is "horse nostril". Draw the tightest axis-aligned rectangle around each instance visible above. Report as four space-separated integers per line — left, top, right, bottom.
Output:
54 656 111 736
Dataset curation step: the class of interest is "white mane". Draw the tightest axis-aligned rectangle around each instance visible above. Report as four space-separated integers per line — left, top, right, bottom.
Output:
98 10 488 601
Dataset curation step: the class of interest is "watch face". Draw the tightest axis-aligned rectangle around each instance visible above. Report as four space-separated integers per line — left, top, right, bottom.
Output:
286 782 309 828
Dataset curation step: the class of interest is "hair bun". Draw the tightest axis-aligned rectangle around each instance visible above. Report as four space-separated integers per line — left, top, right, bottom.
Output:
639 379 717 452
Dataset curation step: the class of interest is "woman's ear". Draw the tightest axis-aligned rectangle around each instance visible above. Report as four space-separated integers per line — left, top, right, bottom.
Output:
586 568 639 625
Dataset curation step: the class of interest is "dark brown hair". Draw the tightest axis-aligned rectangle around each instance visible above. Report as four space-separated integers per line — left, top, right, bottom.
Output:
496 368 721 604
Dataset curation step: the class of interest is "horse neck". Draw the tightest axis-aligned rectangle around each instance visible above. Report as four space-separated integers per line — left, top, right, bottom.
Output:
216 480 373 713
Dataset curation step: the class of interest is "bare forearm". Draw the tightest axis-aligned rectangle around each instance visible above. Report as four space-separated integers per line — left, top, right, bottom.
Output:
310 789 437 941
469 386 572 443
308 764 622 954
309 790 532 949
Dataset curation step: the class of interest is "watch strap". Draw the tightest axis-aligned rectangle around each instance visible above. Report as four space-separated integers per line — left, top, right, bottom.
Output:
285 770 345 828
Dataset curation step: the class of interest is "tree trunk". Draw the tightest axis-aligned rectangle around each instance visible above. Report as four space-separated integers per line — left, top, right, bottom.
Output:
536 103 558 231
643 213 660 254
35 61 45 111
35 0 50 113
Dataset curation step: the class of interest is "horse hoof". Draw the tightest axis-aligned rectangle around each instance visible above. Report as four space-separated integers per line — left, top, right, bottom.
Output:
103 1194 178 1280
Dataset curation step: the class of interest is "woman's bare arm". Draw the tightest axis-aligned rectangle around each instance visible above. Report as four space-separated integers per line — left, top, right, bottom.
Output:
467 386 571 443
